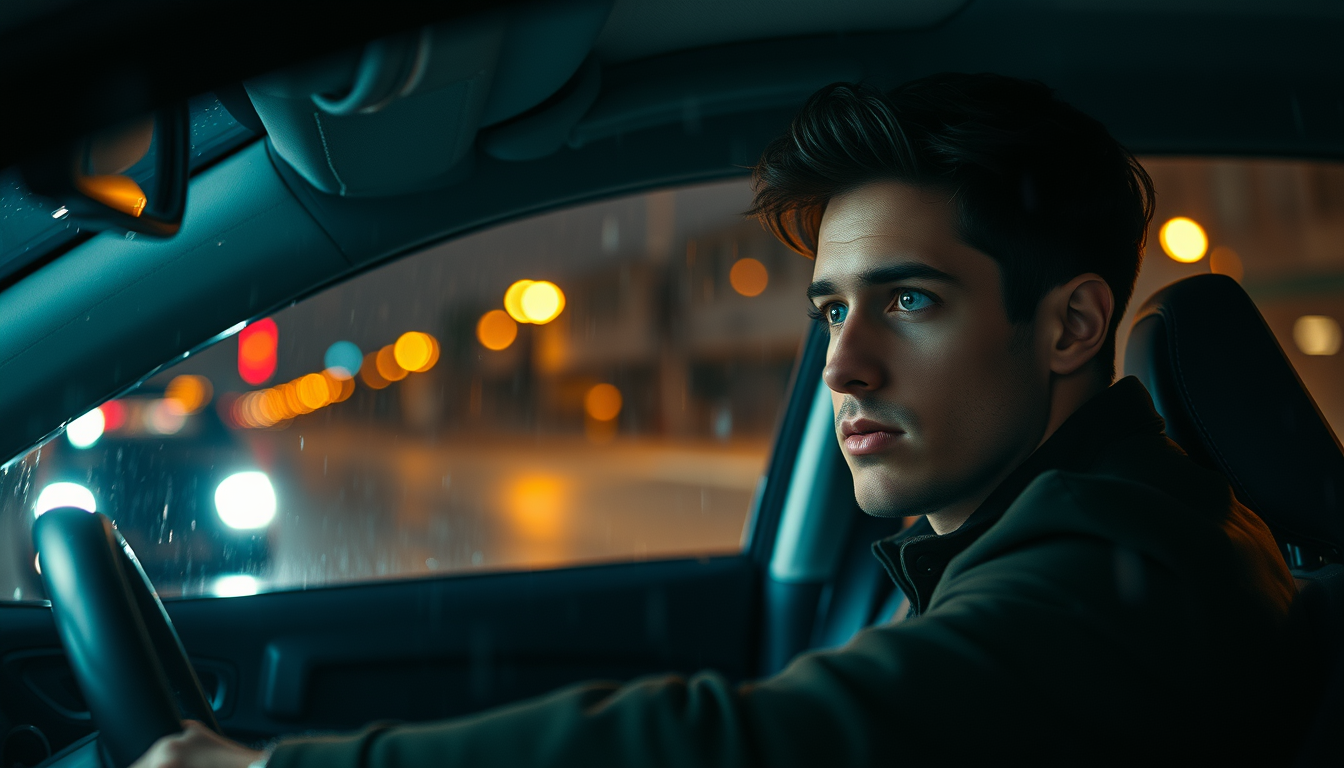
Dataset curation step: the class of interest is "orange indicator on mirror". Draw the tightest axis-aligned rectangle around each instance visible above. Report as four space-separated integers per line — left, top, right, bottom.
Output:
74 174 148 217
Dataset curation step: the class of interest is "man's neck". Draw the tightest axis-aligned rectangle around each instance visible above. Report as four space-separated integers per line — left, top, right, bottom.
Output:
924 370 1111 535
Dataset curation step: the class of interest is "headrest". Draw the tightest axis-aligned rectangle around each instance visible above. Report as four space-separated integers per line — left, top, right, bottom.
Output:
1125 274 1344 565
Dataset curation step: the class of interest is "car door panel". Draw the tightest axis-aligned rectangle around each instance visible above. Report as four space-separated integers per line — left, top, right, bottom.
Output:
0 554 756 748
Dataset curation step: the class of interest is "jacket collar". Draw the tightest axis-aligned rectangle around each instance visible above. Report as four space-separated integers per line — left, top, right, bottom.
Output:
871 376 1167 616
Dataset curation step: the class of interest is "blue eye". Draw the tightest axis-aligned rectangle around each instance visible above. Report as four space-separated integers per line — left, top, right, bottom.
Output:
896 290 933 312
827 304 847 324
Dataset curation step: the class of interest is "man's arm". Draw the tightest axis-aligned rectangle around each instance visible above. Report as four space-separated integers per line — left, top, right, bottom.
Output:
140 531 1187 768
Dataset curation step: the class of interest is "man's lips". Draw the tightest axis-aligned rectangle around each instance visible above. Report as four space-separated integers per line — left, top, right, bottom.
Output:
840 418 906 456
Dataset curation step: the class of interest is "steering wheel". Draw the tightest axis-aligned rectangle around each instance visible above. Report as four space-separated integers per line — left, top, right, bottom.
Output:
33 508 220 767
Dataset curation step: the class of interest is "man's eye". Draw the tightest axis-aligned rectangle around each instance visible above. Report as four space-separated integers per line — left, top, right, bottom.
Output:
895 290 934 312
827 304 848 324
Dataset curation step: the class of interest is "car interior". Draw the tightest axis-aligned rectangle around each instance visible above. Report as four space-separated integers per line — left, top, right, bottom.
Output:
0 1 1341 766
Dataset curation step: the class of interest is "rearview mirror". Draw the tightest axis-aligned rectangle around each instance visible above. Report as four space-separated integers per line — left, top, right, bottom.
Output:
21 104 189 236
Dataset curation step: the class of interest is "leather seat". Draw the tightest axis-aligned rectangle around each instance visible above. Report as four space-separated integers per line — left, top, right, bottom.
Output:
1125 273 1343 767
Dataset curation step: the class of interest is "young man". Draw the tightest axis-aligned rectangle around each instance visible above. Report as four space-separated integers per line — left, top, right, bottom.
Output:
137 74 1296 768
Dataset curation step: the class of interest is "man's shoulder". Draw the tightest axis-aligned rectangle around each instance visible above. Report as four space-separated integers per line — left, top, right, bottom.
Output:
942 465 1293 618
948 470 1200 581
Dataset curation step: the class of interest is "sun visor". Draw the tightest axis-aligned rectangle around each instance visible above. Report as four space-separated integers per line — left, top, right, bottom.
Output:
245 0 612 197
480 56 601 162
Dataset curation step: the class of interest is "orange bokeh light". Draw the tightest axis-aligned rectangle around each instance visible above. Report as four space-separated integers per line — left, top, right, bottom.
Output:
503 280 535 323
360 351 390 389
729 257 769 297
394 332 440 373
323 369 355 402
504 475 567 540
1158 217 1208 263
520 281 566 324
296 373 332 410
166 375 213 414
1209 246 1244 281
477 309 518 350
584 383 623 422
376 345 409 382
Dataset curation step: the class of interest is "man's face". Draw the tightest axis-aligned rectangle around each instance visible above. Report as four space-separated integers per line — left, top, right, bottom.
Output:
809 181 1052 519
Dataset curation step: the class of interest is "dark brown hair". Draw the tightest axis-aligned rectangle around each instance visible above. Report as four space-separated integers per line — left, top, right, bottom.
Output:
751 74 1155 377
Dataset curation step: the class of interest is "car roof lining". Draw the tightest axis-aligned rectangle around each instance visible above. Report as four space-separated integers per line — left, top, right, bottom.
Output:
0 4 1342 464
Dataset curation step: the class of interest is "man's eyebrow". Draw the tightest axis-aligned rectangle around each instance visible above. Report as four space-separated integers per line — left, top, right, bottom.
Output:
806 263 960 301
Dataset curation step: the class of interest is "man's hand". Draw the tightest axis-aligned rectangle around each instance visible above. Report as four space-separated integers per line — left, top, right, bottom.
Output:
131 721 264 768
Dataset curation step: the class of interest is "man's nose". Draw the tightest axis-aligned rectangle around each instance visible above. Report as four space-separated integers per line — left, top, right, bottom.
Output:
822 314 887 396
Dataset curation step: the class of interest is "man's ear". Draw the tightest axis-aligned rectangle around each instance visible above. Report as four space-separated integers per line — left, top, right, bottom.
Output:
1043 274 1114 376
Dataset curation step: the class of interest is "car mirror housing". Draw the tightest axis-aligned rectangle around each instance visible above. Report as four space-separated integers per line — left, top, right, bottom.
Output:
20 103 189 237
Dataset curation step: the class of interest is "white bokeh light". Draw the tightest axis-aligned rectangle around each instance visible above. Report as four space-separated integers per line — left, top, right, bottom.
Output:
34 482 97 518
214 471 276 530
211 574 260 598
66 408 106 449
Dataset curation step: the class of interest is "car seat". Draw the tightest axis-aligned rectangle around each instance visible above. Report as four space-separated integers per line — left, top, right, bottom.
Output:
1124 273 1343 767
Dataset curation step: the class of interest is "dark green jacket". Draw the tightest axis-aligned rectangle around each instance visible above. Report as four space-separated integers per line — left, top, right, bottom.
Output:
270 378 1296 766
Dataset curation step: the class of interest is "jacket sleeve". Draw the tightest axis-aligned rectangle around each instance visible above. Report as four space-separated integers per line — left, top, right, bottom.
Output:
265 533 1188 768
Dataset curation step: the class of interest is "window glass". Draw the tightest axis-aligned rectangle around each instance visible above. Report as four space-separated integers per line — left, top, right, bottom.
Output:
1114 159 1344 435
0 180 814 600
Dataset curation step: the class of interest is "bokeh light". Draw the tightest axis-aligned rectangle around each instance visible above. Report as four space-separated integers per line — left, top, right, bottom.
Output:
521 281 566 324
394 332 440 372
1209 246 1244 281
477 309 518 350
1159 217 1208 263
323 369 355 402
100 400 126 431
729 257 769 297
504 474 567 540
376 345 409 382
296 373 332 410
66 408 105 449
166 375 213 414
360 351 391 389
146 399 187 435
237 318 278 385
214 471 277 530
585 383 623 421
211 574 260 598
34 482 97 517
232 346 384 429
324 341 363 379
504 280 535 323
263 388 291 423
280 382 309 416
1293 315 1342 356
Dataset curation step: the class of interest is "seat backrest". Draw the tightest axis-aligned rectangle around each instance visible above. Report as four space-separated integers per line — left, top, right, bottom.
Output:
1124 273 1344 566
1124 274 1343 764
1288 566 1344 767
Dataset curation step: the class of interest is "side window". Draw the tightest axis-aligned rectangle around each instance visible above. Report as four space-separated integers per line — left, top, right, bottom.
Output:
0 180 813 600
